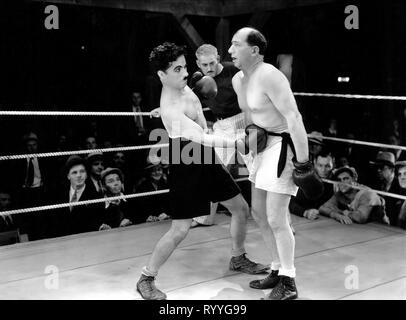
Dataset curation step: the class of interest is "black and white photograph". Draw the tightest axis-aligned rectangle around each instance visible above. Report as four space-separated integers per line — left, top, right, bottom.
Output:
0 0 405 305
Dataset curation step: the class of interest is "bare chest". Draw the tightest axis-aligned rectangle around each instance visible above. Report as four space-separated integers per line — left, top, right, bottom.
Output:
162 94 199 121
235 77 282 127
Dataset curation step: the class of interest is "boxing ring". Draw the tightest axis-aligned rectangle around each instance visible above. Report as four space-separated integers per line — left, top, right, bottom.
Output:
1 92 406 300
0 212 405 300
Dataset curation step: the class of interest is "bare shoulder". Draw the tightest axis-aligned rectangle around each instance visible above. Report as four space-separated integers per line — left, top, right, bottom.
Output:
185 85 200 104
231 70 243 86
258 63 289 92
259 63 284 81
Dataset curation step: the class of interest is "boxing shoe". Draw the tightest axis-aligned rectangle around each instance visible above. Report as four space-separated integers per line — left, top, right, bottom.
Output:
264 276 298 300
136 274 167 300
229 254 270 275
249 270 280 289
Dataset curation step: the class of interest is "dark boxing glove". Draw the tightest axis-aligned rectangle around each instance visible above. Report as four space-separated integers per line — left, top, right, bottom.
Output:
292 158 324 200
240 124 268 155
190 71 218 100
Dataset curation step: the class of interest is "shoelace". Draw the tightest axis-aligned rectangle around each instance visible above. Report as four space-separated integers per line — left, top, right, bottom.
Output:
237 254 257 267
271 281 286 297
141 277 156 293
261 271 278 283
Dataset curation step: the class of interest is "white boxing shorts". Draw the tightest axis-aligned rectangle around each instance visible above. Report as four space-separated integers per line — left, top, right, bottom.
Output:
240 134 299 196
213 112 246 166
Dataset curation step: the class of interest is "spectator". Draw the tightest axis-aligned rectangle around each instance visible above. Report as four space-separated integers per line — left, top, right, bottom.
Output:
319 166 388 225
336 132 370 181
386 134 404 161
86 152 105 196
323 118 342 156
98 167 132 230
369 151 401 222
131 91 147 137
325 118 338 137
56 134 69 152
84 135 97 150
393 161 406 228
369 151 398 191
111 151 135 192
14 132 51 240
0 189 16 233
135 159 169 223
52 155 101 237
289 151 335 220
308 131 324 162
15 132 47 207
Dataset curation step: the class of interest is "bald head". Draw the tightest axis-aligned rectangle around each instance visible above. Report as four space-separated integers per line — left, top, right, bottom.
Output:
234 27 267 55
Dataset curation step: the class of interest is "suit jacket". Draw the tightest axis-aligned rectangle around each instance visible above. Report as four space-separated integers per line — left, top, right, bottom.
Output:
13 157 54 190
289 181 334 217
51 183 103 237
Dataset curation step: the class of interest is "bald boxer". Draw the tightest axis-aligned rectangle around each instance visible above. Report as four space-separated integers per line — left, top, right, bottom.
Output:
136 42 268 300
228 27 311 300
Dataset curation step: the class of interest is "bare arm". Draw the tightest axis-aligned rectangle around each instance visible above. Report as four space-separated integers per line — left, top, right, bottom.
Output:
319 194 343 218
263 68 309 162
231 73 252 126
188 87 208 131
161 108 235 148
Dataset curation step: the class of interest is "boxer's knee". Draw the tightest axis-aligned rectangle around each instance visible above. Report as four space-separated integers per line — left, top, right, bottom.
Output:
170 222 190 243
267 210 289 232
251 207 268 229
222 194 249 218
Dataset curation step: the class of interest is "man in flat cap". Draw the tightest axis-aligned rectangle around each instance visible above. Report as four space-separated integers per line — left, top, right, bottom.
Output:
319 166 388 225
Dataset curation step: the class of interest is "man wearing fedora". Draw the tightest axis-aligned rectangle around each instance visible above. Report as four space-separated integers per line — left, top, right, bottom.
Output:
369 151 401 223
319 166 388 225
308 131 324 162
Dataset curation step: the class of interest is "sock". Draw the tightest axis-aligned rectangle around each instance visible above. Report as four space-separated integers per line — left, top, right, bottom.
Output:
141 266 158 278
231 247 246 258
271 262 281 271
278 267 296 278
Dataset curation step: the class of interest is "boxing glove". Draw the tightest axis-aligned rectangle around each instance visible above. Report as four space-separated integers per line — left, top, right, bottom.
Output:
190 71 218 100
240 124 268 155
292 158 324 200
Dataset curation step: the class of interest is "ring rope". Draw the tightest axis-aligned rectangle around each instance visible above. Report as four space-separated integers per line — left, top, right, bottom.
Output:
1 134 405 162
0 144 168 161
1 92 406 117
293 92 406 101
307 134 406 152
0 111 154 117
0 189 169 218
1 177 405 218
323 179 406 201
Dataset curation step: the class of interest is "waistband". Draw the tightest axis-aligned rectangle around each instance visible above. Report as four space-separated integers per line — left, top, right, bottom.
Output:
266 131 296 178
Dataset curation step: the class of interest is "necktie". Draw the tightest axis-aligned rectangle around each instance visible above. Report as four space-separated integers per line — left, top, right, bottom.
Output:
26 158 34 187
70 189 78 212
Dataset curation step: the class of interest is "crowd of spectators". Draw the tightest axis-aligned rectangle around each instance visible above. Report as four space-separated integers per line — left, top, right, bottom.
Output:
293 121 406 229
0 96 405 245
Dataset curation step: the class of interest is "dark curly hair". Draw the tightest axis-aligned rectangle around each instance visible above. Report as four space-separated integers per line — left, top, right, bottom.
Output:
149 42 187 73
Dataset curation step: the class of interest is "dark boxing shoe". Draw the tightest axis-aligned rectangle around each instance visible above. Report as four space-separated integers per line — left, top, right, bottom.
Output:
249 270 280 289
136 274 167 300
264 276 298 300
229 254 270 275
